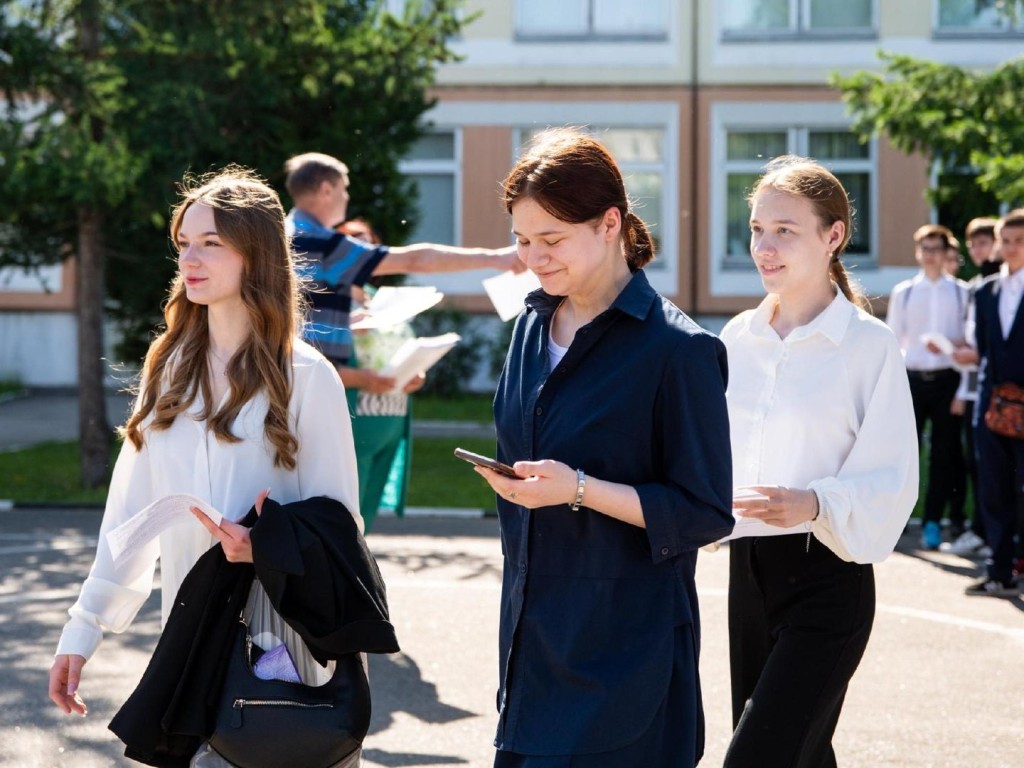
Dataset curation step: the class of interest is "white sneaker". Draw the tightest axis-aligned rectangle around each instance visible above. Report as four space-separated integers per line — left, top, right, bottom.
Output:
940 530 985 555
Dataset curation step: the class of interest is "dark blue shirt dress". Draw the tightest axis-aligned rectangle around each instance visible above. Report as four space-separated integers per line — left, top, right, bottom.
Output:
492 269 734 765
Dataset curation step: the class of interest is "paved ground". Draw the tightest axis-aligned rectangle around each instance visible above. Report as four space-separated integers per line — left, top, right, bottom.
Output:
2 509 1021 768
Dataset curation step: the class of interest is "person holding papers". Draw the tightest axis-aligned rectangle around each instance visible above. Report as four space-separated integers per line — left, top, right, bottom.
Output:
720 156 918 768
475 128 734 767
47 169 362 757
340 218 421 530
283 151 521 397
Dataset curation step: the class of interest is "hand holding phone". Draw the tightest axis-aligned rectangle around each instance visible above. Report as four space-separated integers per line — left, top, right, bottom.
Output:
453 447 519 478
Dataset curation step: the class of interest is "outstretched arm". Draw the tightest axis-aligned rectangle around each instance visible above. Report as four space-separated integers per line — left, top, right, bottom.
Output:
373 244 521 276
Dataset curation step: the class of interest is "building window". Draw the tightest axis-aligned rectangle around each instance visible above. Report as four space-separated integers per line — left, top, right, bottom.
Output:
936 0 1024 33
519 126 669 271
516 0 669 40
720 127 874 269
398 131 458 245
723 0 874 36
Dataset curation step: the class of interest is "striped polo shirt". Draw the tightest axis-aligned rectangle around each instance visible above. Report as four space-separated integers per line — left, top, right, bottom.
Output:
286 208 389 364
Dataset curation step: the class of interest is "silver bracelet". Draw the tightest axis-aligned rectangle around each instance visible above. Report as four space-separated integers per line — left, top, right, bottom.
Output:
569 468 586 512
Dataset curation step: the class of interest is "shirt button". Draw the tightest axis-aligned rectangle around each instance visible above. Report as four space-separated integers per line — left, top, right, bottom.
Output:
535 407 543 416
519 563 527 574
661 547 670 556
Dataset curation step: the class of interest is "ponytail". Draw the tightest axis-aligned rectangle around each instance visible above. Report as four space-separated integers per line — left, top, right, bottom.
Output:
623 211 655 271
829 256 871 313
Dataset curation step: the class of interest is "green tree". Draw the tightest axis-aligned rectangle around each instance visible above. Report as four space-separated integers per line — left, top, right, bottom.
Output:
831 52 1024 206
0 0 466 486
1 0 143 486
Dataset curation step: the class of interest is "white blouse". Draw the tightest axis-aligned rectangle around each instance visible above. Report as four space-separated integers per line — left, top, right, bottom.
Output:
720 292 919 564
56 340 360 660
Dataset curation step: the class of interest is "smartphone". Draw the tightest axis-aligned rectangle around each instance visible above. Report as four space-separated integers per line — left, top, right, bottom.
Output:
453 447 519 478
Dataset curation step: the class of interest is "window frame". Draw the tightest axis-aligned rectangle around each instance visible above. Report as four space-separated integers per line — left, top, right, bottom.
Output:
397 128 463 247
932 0 1024 37
720 0 877 41
514 0 670 42
710 101 892 298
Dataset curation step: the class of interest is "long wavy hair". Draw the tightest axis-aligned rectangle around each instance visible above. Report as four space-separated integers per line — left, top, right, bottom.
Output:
121 167 306 469
751 155 870 311
502 127 655 271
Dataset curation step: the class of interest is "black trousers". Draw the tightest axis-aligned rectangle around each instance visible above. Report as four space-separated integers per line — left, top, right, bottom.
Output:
962 400 986 539
909 369 965 525
725 535 874 768
974 422 1024 583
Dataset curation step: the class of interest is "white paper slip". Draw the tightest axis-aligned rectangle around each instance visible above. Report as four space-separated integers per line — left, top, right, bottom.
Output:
720 515 805 542
919 332 954 356
483 269 541 322
720 487 803 542
106 494 223 570
380 332 461 392
733 488 770 504
351 286 444 330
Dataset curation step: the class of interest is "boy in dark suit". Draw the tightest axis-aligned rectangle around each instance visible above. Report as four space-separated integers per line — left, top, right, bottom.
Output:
958 209 1024 597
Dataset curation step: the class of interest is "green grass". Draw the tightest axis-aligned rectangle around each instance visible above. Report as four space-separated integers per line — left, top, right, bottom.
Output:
0 393 499 506
0 419 965 522
0 435 500 510
0 441 113 504
0 379 25 398
407 436 499 510
413 393 493 423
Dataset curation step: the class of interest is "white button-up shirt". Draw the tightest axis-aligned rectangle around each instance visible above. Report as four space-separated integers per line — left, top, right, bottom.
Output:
56 340 360 660
720 292 919 563
998 264 1024 338
886 272 968 371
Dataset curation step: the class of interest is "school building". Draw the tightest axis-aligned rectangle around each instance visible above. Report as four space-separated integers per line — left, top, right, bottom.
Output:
2 0 1017 386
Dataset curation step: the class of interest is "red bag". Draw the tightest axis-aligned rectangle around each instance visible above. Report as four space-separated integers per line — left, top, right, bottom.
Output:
984 382 1024 440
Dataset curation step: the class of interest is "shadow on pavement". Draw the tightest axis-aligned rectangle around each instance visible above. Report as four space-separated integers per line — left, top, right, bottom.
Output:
362 749 469 766
894 532 1024 613
368 652 476 735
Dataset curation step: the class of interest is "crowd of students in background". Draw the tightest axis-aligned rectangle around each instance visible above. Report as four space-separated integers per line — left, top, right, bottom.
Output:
886 214 1024 597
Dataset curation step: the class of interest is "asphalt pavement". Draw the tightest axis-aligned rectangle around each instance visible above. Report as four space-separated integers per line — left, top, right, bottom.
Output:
2 392 1022 766
1 508 1022 767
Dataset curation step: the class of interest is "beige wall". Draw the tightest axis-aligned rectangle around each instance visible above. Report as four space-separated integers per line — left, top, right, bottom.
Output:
437 1 692 86
461 125 514 249
876 138 931 268
0 260 76 311
879 0 934 37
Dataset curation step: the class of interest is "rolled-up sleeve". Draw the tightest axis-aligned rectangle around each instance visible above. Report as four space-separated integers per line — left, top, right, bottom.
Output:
638 333 735 562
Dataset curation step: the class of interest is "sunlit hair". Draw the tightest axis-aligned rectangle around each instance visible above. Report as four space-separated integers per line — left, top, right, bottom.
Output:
965 216 997 241
502 127 655 271
284 152 348 201
913 223 954 248
121 166 305 469
996 208 1024 237
750 155 869 311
